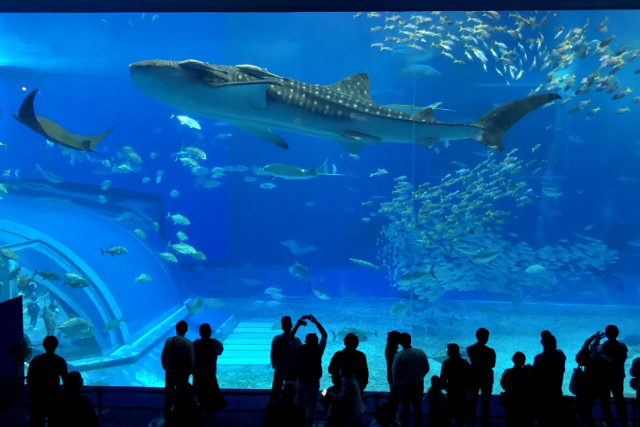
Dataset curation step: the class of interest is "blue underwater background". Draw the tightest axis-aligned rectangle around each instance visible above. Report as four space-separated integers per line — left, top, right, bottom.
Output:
0 11 639 392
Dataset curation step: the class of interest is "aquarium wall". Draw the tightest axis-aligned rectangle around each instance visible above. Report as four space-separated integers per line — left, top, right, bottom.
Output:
0 11 639 393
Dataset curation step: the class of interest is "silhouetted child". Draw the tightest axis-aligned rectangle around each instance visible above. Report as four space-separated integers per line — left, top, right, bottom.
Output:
425 376 445 427
48 371 99 427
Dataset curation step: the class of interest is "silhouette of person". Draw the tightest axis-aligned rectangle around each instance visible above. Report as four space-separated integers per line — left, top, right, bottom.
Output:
42 303 57 336
370 402 401 427
440 343 472 427
392 332 429 427
532 330 566 427
425 376 445 427
574 331 608 427
270 316 304 401
597 324 628 426
294 315 328 427
26 336 68 427
385 331 402 412
193 323 226 419
48 371 99 427
328 333 369 394
27 296 40 329
630 355 640 400
161 320 195 423
500 351 534 427
264 381 307 427
325 362 366 427
466 327 496 427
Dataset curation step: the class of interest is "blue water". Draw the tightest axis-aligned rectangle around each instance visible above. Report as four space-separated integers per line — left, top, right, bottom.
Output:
1 11 639 392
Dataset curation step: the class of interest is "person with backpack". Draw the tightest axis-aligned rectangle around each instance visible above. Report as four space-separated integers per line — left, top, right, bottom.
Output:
294 315 328 427
161 320 195 424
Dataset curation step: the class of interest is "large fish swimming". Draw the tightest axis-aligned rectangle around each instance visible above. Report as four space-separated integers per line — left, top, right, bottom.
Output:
13 90 116 155
252 159 337 180
129 59 560 154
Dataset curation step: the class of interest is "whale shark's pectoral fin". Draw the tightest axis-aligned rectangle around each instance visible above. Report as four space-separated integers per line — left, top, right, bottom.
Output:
332 131 380 154
338 131 381 145
235 124 289 150
332 134 379 155
416 138 439 149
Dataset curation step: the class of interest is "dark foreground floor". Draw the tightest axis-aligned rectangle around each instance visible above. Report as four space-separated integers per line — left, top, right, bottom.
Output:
3 406 639 427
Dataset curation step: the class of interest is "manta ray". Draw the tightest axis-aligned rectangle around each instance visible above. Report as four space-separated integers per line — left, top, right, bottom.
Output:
13 89 116 155
129 59 560 153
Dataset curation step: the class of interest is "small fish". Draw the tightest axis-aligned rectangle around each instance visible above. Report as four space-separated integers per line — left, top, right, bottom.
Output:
142 177 151 184
370 168 388 177
134 229 147 239
135 274 152 284
158 252 178 262
312 287 331 300
101 180 111 190
166 212 190 225
260 183 277 190
215 133 233 139
169 190 179 197
173 114 201 129
103 317 125 333
349 258 380 270
100 245 128 257
151 14 159 22
98 195 107 204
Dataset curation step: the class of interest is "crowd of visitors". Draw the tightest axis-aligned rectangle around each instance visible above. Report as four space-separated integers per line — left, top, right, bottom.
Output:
266 316 639 427
23 316 640 427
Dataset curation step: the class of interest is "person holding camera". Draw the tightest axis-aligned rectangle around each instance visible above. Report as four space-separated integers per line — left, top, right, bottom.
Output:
574 331 608 427
294 314 328 427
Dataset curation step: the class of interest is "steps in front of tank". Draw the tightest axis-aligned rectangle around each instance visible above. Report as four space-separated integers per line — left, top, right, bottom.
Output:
218 322 280 366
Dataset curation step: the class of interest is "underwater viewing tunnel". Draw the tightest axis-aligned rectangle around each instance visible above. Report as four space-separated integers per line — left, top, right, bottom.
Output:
0 180 190 370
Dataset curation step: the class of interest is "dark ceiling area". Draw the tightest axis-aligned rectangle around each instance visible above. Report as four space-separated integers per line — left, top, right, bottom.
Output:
0 0 638 13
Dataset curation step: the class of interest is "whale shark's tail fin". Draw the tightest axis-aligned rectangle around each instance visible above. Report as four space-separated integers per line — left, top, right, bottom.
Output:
472 93 561 152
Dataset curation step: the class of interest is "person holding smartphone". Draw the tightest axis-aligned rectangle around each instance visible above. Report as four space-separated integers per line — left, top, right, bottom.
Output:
294 315 328 427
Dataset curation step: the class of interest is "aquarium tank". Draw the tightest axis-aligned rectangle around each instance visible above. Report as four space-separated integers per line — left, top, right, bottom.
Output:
0 10 638 394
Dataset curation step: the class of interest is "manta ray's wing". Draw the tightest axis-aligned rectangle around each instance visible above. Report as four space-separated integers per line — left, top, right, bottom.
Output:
14 89 116 152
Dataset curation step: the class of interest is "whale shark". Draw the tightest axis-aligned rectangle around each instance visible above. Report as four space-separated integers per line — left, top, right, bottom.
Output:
129 59 560 154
